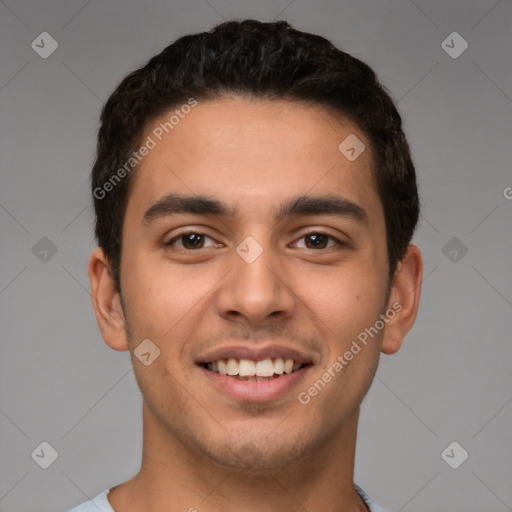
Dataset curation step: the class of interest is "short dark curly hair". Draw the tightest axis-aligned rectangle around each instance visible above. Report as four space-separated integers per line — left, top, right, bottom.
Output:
91 19 419 293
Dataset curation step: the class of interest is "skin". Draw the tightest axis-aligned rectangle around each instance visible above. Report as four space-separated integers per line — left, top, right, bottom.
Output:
88 95 423 512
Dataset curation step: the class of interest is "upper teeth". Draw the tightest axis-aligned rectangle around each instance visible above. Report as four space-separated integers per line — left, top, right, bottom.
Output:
209 358 301 376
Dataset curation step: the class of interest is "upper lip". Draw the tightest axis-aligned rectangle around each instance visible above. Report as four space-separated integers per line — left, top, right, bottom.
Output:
196 345 316 365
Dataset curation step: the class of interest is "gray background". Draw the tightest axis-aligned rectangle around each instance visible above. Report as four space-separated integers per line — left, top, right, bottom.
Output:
0 1 511 511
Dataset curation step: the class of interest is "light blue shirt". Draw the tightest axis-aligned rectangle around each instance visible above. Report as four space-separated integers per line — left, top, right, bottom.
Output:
67 484 390 511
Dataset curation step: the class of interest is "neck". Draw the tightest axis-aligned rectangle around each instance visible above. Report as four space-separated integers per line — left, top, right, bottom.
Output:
108 402 369 512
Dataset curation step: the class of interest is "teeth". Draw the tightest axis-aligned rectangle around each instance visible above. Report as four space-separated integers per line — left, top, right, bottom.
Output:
210 357 301 376
255 359 274 377
274 357 284 374
218 359 227 375
226 358 239 376
238 359 256 376
238 376 272 382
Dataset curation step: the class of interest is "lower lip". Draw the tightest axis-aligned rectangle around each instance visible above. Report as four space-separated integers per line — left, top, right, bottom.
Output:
199 366 312 402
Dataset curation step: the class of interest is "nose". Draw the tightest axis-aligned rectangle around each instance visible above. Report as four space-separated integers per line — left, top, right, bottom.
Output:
215 239 297 327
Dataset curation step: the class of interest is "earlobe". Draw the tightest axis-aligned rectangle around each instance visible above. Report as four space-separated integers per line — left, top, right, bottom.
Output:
88 247 129 352
381 244 423 355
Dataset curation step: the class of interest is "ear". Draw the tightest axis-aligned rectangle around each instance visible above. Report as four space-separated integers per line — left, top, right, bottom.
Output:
381 244 423 355
88 247 129 351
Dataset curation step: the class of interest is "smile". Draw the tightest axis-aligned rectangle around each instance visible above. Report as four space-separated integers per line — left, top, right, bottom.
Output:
199 359 313 402
202 357 307 381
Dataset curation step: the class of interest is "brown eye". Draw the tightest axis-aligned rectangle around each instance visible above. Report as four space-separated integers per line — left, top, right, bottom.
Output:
304 233 329 249
166 232 215 250
292 232 341 250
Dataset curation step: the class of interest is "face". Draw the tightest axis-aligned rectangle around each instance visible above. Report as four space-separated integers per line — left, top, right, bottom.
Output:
114 96 392 470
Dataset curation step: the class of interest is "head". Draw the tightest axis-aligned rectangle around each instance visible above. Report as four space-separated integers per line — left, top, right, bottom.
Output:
89 20 422 471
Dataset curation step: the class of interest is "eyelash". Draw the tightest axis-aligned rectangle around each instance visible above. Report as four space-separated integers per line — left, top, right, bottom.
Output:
164 230 344 251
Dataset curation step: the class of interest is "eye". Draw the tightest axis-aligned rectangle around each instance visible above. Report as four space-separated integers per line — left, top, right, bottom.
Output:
165 231 218 250
291 232 343 250
164 230 344 252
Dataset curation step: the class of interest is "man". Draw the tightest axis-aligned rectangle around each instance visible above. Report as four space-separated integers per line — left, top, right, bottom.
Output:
71 19 422 512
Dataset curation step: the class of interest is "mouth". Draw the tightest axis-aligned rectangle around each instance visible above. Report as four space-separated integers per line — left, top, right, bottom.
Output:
197 353 314 402
200 357 311 381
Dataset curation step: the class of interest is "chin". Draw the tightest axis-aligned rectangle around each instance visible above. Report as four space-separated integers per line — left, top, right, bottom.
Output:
207 434 310 472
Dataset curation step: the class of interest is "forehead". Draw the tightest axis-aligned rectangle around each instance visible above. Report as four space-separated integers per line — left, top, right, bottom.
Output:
125 96 382 224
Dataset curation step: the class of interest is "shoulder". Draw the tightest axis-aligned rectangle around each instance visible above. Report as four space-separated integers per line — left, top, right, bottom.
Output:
354 484 391 512
66 489 114 512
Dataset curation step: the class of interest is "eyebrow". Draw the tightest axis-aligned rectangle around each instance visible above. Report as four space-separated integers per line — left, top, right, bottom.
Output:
141 193 368 226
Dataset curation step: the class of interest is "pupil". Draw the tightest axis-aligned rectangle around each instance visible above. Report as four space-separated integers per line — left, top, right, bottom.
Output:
307 233 327 249
184 234 203 248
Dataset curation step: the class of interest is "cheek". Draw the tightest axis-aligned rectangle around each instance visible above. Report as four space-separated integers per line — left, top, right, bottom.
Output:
297 264 386 337
120 253 222 350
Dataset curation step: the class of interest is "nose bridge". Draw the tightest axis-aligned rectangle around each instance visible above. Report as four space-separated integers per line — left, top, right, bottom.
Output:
217 233 295 324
